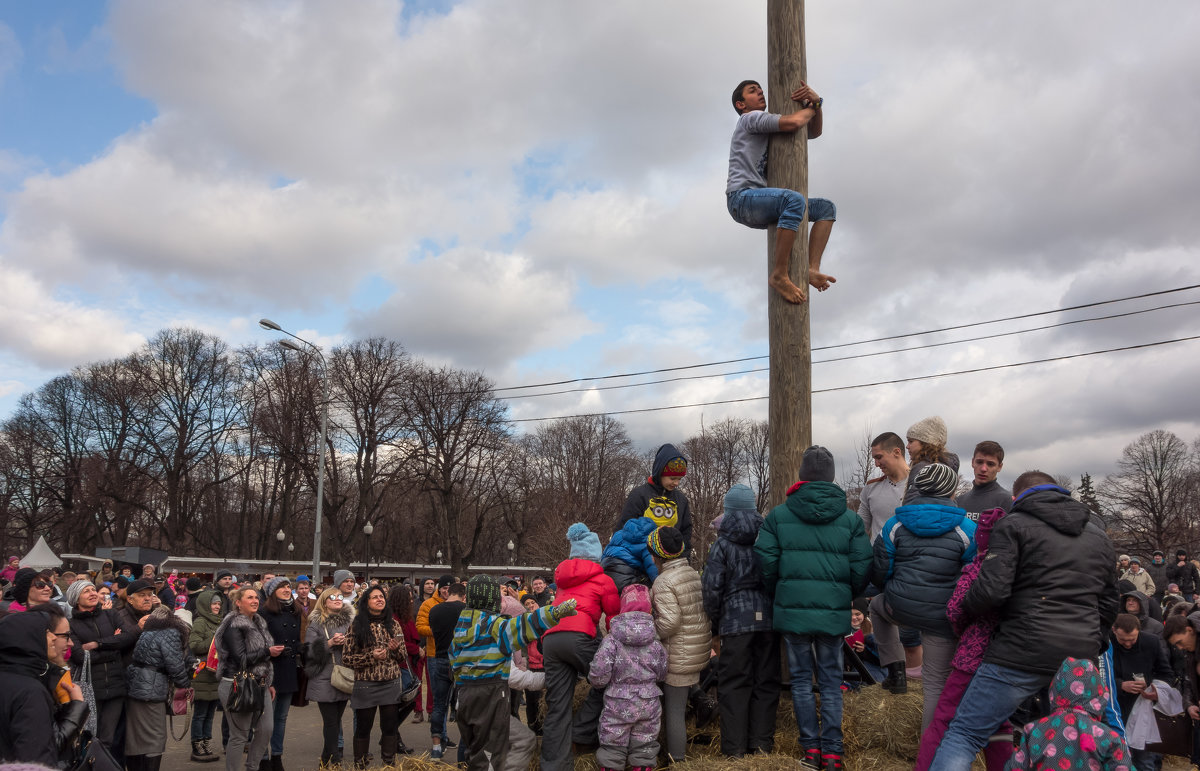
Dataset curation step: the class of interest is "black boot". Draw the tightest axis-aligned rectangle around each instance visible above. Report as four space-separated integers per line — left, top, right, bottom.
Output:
881 661 908 694
270 755 285 771
126 755 144 771
143 756 163 771
380 735 399 766
353 737 371 769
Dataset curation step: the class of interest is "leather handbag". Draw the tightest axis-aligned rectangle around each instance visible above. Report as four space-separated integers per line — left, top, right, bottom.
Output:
168 684 194 716
228 666 265 713
1145 710 1192 756
325 627 355 694
70 730 122 771
398 641 421 706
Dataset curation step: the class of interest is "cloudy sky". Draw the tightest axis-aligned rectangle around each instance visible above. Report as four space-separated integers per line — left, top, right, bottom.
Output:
1 1 1197 483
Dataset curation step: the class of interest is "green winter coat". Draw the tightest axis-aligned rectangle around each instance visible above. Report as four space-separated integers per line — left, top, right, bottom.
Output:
755 480 872 636
188 589 223 701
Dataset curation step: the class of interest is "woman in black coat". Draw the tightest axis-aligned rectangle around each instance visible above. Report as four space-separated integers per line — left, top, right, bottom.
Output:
259 576 303 769
67 579 136 757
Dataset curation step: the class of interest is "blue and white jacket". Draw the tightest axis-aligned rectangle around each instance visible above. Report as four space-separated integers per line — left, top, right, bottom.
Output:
869 497 977 637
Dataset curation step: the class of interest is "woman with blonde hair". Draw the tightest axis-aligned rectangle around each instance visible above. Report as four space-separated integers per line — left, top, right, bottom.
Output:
903 416 960 504
215 586 274 771
303 587 353 766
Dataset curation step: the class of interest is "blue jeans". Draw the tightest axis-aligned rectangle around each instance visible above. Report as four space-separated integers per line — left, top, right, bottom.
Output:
428 656 453 743
190 698 218 742
727 188 836 232
784 633 845 755
929 662 1051 771
269 692 293 757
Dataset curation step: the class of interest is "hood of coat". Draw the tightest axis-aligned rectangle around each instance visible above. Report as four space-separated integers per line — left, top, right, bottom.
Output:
782 480 849 525
895 502 968 536
555 557 606 589
1049 657 1107 718
719 507 763 545
310 603 354 630
0 612 52 679
609 609 656 647
1011 485 1092 536
974 508 1008 555
194 589 224 626
1120 590 1151 623
650 443 687 484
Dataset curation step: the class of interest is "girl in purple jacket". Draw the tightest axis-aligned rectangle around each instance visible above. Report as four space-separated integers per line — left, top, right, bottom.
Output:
588 584 668 771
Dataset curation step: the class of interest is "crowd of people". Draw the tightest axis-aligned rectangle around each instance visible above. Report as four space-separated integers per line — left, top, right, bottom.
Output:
2 422 1199 771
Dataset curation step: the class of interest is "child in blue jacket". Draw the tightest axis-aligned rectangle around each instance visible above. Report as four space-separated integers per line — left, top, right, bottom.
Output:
601 517 659 591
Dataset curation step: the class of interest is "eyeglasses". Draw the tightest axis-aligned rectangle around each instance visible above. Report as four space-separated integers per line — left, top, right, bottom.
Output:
53 632 70 639
32 580 51 590
328 596 344 602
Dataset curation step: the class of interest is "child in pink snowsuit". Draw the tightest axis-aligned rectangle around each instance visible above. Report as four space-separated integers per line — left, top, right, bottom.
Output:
916 507 1013 771
588 584 668 771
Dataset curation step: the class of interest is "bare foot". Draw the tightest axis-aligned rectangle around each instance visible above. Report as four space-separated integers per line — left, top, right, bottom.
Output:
809 272 837 292
769 272 807 303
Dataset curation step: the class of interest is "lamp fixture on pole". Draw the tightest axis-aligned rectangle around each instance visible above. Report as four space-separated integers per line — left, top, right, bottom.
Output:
363 522 374 583
260 318 330 584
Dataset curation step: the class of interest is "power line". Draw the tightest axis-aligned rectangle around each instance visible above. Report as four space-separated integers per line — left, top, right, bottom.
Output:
492 283 1200 393
498 299 1200 400
508 334 1200 423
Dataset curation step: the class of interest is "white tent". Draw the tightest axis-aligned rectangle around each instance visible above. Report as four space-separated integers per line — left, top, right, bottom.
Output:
21 536 62 570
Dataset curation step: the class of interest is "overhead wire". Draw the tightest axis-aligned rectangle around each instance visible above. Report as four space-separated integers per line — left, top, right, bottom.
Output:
498 298 1200 400
492 282 1200 393
508 334 1200 423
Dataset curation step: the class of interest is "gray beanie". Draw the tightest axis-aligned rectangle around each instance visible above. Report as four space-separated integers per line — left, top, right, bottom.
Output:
798 446 835 483
914 462 959 499
333 569 354 587
64 577 93 608
907 416 948 447
263 576 290 598
723 483 757 513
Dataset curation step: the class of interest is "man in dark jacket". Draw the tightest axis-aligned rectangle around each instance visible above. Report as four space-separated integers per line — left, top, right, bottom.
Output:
756 446 871 771
1111 613 1173 771
869 462 976 732
115 579 155 666
1147 551 1170 601
618 443 694 554
929 471 1119 771
1168 550 1200 601
0 607 89 766
702 483 779 758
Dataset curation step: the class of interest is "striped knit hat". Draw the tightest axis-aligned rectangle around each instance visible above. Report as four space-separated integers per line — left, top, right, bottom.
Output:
647 526 685 560
914 462 959 499
466 575 501 613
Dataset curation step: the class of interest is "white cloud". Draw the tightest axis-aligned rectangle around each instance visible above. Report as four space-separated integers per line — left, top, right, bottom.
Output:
0 259 145 368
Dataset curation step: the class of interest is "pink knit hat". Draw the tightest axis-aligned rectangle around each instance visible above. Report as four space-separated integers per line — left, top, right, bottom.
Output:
620 584 652 614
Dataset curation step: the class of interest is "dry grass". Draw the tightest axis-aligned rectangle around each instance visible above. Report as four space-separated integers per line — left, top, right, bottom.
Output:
329 680 929 771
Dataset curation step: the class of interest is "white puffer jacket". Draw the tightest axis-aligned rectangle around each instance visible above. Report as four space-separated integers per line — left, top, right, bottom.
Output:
651 558 712 686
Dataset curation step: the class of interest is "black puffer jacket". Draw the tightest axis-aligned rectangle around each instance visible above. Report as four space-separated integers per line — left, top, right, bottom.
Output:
0 613 90 766
964 484 1119 675
69 606 136 700
617 443 694 553
701 507 772 636
1168 559 1200 597
127 618 193 702
261 601 303 694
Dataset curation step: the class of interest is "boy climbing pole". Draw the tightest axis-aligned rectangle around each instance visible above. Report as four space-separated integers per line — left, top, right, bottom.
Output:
726 79 836 304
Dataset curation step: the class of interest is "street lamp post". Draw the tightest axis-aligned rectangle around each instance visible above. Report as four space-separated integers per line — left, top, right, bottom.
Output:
436 550 442 565
507 539 515 567
260 318 330 584
363 522 374 583
276 529 285 561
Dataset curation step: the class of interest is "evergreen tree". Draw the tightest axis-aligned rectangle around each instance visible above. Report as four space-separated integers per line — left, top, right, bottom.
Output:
1078 472 1101 514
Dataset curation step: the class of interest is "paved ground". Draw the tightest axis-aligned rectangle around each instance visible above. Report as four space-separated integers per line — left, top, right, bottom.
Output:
163 702 465 770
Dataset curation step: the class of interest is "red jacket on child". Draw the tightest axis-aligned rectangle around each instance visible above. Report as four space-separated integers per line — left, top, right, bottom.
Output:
544 559 619 638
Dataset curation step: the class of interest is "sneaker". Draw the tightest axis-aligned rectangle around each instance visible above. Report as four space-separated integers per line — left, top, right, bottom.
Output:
442 739 457 749
430 745 444 760
822 753 844 771
412 711 425 723
801 748 822 770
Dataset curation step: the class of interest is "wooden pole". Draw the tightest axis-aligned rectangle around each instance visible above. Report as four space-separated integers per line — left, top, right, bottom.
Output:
766 0 811 508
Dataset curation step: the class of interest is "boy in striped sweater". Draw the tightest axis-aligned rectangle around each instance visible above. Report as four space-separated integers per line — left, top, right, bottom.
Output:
450 575 577 771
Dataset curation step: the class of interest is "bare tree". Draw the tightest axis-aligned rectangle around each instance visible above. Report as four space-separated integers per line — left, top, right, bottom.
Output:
1100 430 1199 553
742 420 771 512
404 364 511 576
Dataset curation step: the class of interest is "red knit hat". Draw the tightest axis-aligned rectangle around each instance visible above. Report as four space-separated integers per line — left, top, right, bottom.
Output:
661 456 687 478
